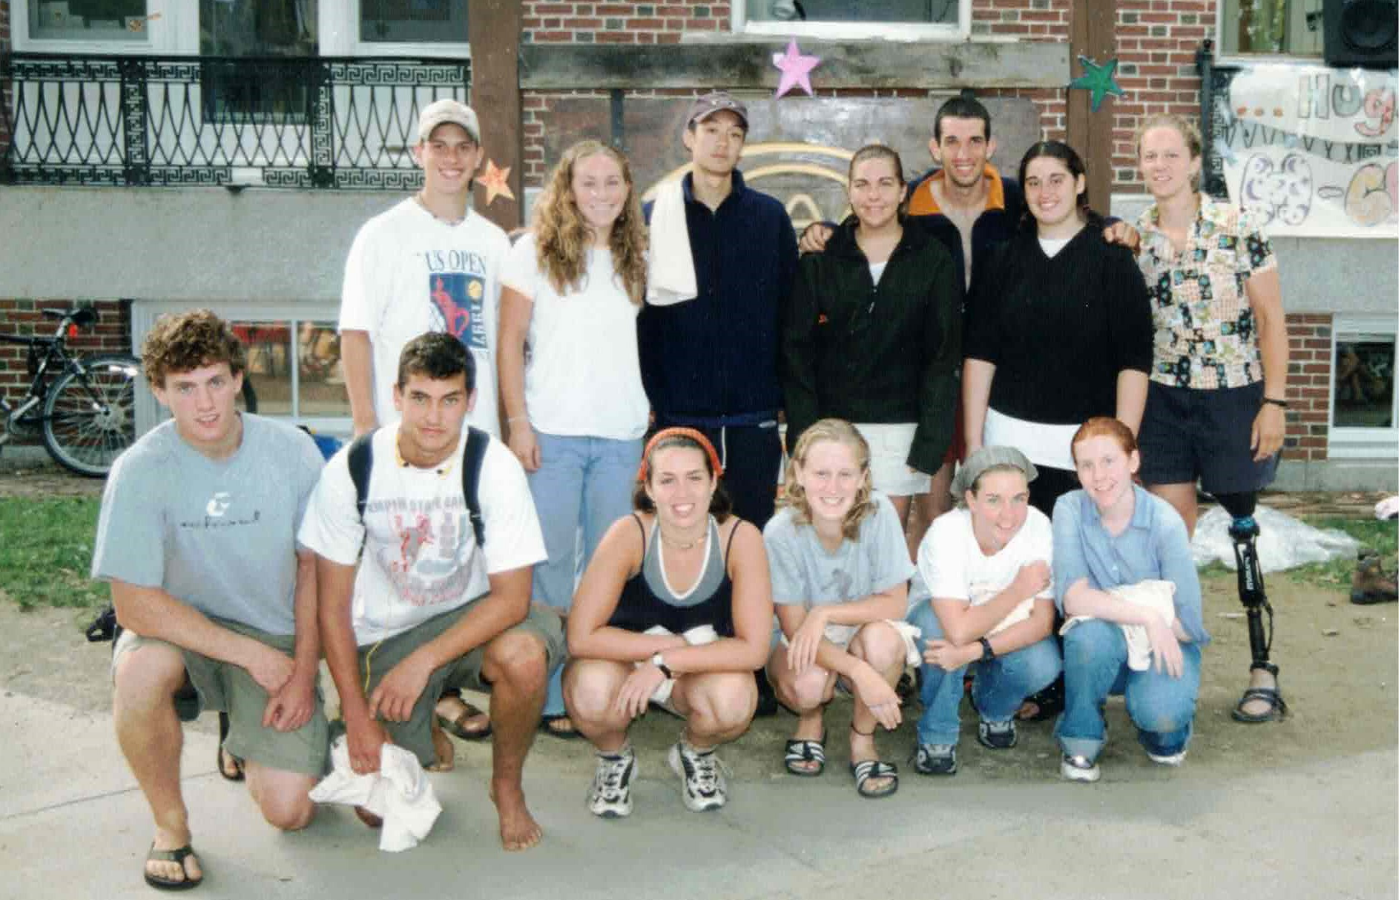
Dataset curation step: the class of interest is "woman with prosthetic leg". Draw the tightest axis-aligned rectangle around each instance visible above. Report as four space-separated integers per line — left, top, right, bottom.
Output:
1133 114 1289 724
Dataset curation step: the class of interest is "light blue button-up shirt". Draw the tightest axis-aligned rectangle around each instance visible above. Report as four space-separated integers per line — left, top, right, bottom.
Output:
1051 485 1210 645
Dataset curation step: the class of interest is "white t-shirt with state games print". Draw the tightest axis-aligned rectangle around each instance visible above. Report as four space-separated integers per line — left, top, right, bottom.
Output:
917 506 1054 632
297 426 546 646
339 199 510 437
500 233 649 441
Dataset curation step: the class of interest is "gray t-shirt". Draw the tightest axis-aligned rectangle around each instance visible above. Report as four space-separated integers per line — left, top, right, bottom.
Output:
764 491 915 610
90 414 325 635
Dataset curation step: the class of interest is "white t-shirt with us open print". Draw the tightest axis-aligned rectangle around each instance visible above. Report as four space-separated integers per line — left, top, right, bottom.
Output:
339 199 510 437
298 426 546 646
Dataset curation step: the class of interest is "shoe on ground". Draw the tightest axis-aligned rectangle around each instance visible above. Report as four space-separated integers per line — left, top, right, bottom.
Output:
977 719 1018 750
1147 749 1187 766
1061 753 1101 783
668 742 727 812
912 743 957 776
588 746 637 818
1351 552 1398 605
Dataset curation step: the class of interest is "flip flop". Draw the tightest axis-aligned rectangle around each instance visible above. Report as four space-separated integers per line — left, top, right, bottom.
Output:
436 701 492 741
144 844 203 891
782 730 826 776
850 759 899 799
216 713 244 782
540 714 582 739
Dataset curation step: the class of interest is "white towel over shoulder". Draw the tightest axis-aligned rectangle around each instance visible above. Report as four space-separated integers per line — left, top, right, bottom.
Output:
646 179 698 306
309 736 442 852
1059 579 1177 671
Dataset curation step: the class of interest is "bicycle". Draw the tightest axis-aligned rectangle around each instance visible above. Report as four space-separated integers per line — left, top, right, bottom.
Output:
0 306 142 478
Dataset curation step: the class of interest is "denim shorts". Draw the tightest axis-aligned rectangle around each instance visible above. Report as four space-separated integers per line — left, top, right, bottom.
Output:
1138 381 1279 495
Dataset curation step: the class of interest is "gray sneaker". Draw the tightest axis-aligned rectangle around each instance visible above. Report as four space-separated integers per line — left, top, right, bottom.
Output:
668 742 728 812
1060 753 1101 783
912 743 957 776
588 746 637 818
977 719 1018 750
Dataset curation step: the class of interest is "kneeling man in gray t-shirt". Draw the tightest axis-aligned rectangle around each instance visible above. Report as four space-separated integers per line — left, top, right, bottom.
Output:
91 310 327 891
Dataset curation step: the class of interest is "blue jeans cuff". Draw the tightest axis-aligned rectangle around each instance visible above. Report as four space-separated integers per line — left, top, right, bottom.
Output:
1058 735 1104 762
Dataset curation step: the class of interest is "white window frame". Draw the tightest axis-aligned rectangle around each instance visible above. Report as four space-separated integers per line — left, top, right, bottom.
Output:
318 0 470 59
730 0 971 42
1212 0 1327 65
1328 314 1399 460
11 0 191 54
132 300 351 439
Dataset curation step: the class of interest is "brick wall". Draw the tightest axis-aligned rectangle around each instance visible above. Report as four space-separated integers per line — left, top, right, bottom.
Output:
1283 313 1333 462
521 1 730 44
0 300 133 447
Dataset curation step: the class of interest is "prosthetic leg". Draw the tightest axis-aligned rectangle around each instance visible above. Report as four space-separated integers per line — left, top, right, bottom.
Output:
1219 492 1288 723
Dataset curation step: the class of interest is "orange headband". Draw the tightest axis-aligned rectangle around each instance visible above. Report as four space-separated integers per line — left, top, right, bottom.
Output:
636 427 724 483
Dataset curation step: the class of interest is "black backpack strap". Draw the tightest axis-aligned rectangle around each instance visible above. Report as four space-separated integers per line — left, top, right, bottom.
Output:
347 429 377 521
462 426 489 547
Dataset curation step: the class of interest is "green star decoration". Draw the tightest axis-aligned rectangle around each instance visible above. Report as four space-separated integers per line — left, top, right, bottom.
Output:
1069 55 1125 112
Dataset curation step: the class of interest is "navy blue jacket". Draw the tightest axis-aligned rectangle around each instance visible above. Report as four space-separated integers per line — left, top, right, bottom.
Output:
640 171 798 421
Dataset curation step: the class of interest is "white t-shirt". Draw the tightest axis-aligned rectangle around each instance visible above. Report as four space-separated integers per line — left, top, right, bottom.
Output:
297 426 546 645
499 233 649 440
339 199 510 437
917 505 1054 634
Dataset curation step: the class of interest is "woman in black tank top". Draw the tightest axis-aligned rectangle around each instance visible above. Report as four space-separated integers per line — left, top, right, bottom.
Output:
563 428 774 818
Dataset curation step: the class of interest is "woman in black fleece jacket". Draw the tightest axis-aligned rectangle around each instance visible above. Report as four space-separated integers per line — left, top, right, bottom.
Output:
962 140 1152 516
782 144 962 534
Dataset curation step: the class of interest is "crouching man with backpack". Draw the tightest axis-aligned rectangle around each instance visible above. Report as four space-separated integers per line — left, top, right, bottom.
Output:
298 332 562 851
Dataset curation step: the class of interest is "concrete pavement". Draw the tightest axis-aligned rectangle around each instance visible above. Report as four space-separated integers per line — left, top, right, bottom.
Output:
2 690 1395 900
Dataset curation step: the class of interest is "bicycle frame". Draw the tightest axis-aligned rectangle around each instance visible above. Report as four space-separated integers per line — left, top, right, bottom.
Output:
0 328 80 424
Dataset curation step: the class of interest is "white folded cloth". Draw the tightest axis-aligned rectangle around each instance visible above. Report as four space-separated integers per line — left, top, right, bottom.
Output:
641 624 718 705
309 735 442 852
780 619 924 667
1060 579 1177 671
645 180 698 306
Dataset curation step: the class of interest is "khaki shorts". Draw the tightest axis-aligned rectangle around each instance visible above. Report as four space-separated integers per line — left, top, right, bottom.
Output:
856 422 932 497
112 621 330 777
357 603 565 766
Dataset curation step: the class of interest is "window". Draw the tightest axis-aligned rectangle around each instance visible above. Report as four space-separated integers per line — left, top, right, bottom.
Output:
199 1 319 124
361 0 468 44
231 320 350 421
25 0 149 42
1331 317 1398 459
733 0 969 40
1216 0 1325 56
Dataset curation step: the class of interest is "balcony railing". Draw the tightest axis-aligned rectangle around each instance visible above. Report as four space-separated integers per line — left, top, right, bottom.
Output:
0 53 470 189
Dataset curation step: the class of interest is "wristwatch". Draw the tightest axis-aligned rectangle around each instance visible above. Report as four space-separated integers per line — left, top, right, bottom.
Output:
978 637 996 661
650 652 674 680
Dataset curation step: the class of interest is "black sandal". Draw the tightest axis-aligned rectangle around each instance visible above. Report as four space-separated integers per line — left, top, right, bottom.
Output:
1232 663 1288 724
216 712 244 782
849 723 898 798
783 729 826 776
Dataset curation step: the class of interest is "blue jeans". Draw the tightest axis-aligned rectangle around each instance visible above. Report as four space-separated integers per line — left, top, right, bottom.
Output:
528 431 643 717
906 601 1062 747
1055 618 1201 762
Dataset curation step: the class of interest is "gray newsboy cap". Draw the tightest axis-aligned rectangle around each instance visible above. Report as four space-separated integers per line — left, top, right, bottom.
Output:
951 446 1039 498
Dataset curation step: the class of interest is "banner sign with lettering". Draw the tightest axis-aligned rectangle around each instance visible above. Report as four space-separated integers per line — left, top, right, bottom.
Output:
1211 64 1397 238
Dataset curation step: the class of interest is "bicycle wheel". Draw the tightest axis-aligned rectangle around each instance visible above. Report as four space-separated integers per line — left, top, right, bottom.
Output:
41 354 141 478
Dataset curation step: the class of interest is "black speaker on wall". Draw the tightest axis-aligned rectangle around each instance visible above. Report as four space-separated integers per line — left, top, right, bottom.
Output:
1323 0 1398 69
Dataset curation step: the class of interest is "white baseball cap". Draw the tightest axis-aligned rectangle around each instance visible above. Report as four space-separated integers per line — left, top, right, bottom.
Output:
418 98 480 144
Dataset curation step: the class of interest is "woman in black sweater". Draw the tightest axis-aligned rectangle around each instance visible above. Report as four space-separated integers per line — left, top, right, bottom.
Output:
783 144 962 535
962 141 1152 516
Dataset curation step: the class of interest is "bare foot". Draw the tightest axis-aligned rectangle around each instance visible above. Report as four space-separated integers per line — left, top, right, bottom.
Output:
489 780 543 851
146 826 201 886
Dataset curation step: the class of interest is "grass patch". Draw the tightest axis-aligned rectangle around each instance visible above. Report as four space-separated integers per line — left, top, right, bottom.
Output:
1281 516 1399 590
0 496 105 611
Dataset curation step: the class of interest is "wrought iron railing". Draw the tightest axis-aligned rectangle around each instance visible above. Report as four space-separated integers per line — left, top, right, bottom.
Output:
0 53 469 189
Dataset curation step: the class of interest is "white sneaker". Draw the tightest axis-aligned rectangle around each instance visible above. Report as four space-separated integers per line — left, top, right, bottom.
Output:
588 747 637 818
668 741 727 812
1147 749 1187 766
1060 753 1101 783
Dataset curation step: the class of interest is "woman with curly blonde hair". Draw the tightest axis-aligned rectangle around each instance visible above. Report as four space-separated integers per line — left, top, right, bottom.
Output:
763 418 920 799
499 140 651 737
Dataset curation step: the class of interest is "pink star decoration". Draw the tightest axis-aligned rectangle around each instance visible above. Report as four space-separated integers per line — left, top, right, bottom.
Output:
477 159 515 206
772 39 820 98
